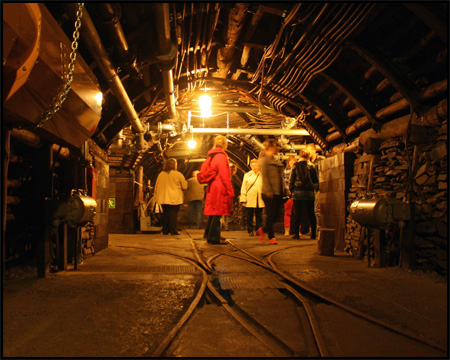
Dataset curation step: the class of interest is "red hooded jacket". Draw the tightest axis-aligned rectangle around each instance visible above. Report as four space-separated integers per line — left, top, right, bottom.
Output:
203 147 234 215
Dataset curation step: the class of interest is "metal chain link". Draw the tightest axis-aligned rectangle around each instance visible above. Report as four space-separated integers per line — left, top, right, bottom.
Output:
36 3 84 129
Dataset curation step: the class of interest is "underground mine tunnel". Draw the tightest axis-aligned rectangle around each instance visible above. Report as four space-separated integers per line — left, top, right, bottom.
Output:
2 3 448 357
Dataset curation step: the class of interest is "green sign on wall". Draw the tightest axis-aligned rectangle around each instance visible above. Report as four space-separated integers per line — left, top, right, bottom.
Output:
108 198 116 209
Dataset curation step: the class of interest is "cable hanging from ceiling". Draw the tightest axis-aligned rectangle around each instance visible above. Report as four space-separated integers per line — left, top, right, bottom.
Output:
250 3 377 114
174 3 220 93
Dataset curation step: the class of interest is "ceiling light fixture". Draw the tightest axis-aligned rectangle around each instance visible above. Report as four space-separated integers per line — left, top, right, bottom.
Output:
187 139 197 149
199 94 212 118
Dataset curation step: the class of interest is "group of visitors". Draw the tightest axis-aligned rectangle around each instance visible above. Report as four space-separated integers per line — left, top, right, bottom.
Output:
153 135 322 245
153 135 232 244
153 165 207 236
244 140 321 244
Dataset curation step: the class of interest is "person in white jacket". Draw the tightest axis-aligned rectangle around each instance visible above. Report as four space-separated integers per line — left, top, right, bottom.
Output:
240 159 265 236
154 158 188 235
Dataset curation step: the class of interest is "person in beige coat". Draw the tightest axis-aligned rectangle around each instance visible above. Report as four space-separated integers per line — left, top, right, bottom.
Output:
240 159 265 236
184 170 205 229
154 158 188 235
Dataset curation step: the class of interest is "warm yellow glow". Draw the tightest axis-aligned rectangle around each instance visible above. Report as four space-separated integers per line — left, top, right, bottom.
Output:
199 94 211 110
95 92 103 106
187 139 197 149
201 109 212 118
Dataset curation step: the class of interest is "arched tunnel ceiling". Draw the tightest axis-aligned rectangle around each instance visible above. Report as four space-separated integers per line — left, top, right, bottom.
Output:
45 2 448 183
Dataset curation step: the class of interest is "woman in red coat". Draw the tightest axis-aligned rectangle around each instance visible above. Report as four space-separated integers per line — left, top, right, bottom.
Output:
203 135 234 244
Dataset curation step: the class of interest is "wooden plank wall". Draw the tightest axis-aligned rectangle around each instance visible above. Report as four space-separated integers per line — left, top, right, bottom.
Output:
93 155 109 251
108 169 134 234
86 139 109 252
318 152 356 250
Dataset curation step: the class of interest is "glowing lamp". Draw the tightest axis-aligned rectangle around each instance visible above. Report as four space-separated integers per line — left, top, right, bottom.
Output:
201 110 212 117
188 139 197 149
95 92 103 106
199 94 211 109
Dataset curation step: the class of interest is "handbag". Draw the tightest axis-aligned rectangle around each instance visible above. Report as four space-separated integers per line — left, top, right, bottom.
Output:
153 201 163 213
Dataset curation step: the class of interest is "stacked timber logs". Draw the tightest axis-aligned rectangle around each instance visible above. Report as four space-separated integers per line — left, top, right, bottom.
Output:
345 153 374 255
412 121 448 275
81 224 96 256
372 139 410 197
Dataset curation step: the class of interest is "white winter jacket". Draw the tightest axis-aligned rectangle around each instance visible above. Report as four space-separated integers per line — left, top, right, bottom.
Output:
240 171 264 208
154 170 188 205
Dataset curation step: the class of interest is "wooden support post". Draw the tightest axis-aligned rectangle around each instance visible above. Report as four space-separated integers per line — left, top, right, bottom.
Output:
400 203 415 269
2 129 10 288
134 166 144 207
74 227 81 270
357 227 367 260
38 199 52 277
367 155 376 192
58 223 68 271
357 155 377 261
317 228 335 256
373 229 386 268
37 145 52 278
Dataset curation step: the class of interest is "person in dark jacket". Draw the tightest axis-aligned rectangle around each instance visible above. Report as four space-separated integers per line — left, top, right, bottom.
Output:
185 170 205 229
289 150 319 240
203 135 234 244
257 139 284 245
306 143 325 236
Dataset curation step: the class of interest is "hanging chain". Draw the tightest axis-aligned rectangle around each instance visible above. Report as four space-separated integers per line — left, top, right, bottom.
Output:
36 3 84 129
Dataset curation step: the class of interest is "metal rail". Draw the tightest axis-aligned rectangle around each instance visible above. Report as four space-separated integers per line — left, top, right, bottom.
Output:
225 241 329 356
226 241 447 354
115 240 447 356
115 243 300 356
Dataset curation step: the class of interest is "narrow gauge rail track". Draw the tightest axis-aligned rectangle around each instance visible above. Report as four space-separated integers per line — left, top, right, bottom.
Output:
225 240 448 355
116 239 446 357
117 243 327 357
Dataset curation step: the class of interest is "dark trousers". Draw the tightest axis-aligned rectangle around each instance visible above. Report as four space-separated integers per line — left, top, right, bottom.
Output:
188 200 203 228
261 194 283 239
161 204 180 234
245 207 263 233
290 205 298 234
293 199 316 238
204 215 222 243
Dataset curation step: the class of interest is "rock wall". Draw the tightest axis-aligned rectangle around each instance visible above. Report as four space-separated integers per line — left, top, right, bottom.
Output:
345 120 447 275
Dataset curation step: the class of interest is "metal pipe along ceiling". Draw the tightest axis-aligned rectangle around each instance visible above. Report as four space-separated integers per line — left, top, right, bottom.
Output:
160 124 309 136
190 128 309 136
154 3 177 120
64 4 147 150
96 3 141 79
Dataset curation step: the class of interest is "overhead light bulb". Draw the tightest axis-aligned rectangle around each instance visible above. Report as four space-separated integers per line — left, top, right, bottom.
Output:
95 92 103 106
201 110 212 118
188 139 197 149
199 94 211 110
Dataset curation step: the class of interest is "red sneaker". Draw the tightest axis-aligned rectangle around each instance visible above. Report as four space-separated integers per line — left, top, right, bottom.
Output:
255 227 265 243
269 238 278 245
